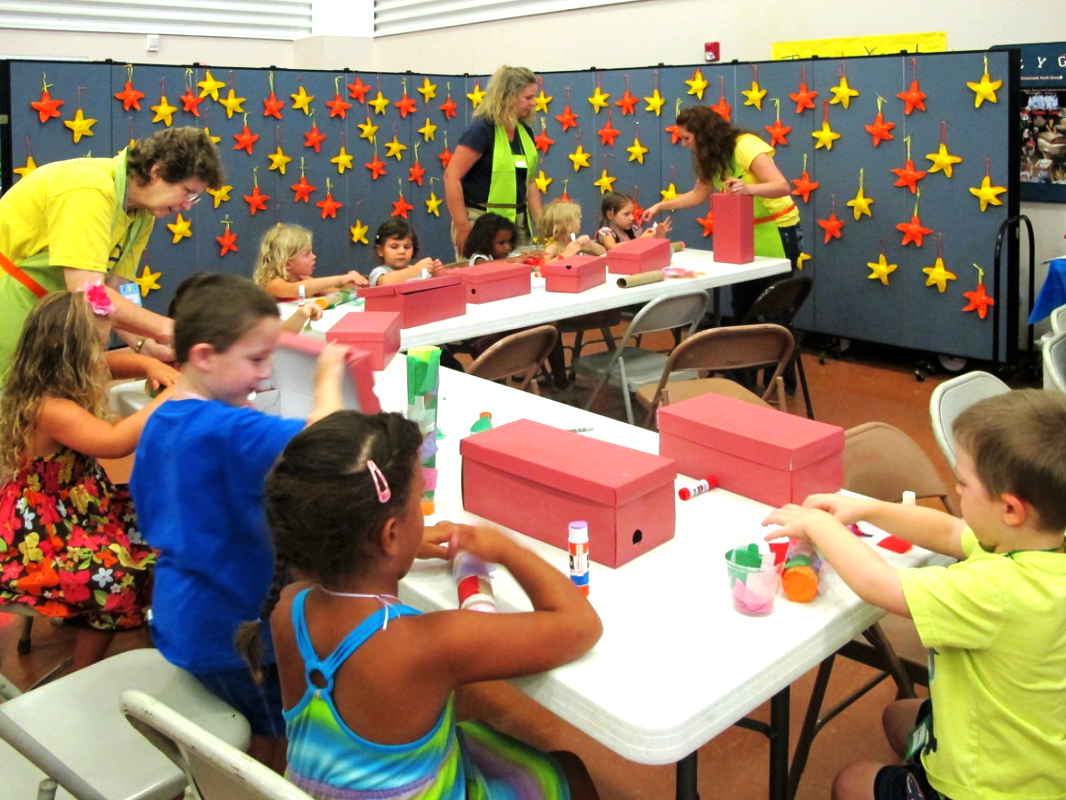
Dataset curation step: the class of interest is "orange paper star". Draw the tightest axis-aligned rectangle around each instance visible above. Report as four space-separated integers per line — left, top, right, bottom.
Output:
244 186 270 215
864 112 895 147
818 212 845 243
112 82 142 112
317 192 343 219
789 82 818 113
897 80 927 115
790 171 820 203
896 215 932 247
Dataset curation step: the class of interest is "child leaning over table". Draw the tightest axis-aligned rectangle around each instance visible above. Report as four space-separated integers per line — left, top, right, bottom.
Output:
762 389 1066 800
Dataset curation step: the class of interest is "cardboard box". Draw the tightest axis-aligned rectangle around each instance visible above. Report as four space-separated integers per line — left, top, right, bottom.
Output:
606 237 672 275
658 393 843 507
325 311 401 370
457 260 532 304
460 419 677 568
359 274 467 328
711 193 754 264
540 255 608 293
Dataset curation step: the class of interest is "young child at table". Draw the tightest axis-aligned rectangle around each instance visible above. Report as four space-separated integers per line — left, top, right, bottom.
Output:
595 192 671 251
462 212 519 265
540 199 606 261
762 389 1066 800
254 223 367 301
239 410 603 799
0 287 170 670
368 219 445 286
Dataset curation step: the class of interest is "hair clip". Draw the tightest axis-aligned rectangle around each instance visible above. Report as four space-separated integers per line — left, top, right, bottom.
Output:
366 460 391 504
77 281 116 316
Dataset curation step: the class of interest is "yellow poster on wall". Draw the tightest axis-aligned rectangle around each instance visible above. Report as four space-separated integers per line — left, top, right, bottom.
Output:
772 32 947 61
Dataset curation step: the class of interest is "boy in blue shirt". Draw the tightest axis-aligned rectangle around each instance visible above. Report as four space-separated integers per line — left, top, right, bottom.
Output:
764 389 1066 800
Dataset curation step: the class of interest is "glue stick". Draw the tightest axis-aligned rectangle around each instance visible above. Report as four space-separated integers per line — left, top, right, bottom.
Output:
782 540 819 603
569 520 590 596
297 285 306 306
678 476 718 501
452 551 496 613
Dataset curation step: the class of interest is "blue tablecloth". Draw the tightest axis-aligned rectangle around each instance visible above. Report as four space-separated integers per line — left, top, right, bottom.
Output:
1029 258 1066 325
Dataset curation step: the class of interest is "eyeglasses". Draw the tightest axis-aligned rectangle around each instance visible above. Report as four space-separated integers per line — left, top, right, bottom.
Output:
181 185 203 205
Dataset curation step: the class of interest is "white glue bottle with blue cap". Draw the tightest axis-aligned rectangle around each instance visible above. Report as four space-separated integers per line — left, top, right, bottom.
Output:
569 521 590 596
453 550 496 613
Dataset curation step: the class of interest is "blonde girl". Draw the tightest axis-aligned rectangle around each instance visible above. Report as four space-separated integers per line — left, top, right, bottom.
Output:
254 223 367 301
596 191 672 251
539 199 606 261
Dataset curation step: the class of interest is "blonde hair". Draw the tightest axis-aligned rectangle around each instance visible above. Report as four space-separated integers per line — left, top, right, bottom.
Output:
473 65 538 129
0 292 111 477
253 223 313 287
539 199 582 249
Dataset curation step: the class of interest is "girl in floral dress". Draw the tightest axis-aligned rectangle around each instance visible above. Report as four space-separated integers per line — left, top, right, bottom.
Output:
0 287 169 669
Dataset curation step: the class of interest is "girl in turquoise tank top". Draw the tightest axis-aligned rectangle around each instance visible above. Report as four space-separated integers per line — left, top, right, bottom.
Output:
240 411 603 799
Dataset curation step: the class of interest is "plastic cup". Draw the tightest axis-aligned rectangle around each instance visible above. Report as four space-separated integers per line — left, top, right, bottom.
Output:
724 552 781 616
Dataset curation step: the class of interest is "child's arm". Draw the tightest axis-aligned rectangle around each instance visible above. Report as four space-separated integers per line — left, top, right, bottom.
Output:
105 350 180 391
579 237 606 256
374 259 445 286
35 389 174 460
306 342 349 425
280 304 323 334
264 272 367 299
598 230 621 251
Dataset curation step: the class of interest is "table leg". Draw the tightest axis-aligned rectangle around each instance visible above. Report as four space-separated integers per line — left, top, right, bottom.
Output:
769 688 790 800
675 752 700 800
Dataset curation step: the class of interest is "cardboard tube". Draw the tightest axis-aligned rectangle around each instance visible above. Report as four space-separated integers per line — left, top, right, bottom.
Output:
616 270 666 288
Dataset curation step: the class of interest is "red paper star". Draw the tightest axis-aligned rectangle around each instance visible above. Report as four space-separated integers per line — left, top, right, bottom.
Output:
665 123 683 144
555 105 578 132
326 92 352 119
439 95 458 119
615 91 639 115
962 283 995 319
291 176 317 203
232 125 259 154
710 95 732 122
395 93 417 118
263 91 284 119
32 89 65 122
891 159 927 193
243 186 270 214
534 129 556 153
439 147 453 169
317 192 343 219
408 160 426 185
864 112 895 147
303 124 327 152
365 154 388 179
696 211 715 237
896 214 932 247
817 212 845 243
180 87 204 116
217 228 239 256
897 80 927 115
789 82 818 114
113 82 143 112
765 119 792 147
633 201 645 223
391 194 415 218
790 171 820 203
348 77 371 103
597 120 620 147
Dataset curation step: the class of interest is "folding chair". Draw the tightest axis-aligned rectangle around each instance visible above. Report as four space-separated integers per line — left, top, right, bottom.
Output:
739 276 815 419
1051 303 1066 336
0 648 250 800
123 689 313 800
634 323 795 428
572 290 710 425
928 370 1010 474
1043 330 1066 394
466 325 559 394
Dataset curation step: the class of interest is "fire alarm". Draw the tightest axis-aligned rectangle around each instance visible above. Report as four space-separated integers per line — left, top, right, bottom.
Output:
704 42 720 63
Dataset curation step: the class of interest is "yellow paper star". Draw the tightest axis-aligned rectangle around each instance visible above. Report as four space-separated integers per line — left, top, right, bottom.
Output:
350 219 369 244
846 188 874 220
926 143 963 178
829 76 860 110
384 136 407 160
741 81 767 110
660 183 679 201
534 89 553 113
534 170 553 194
866 254 898 286
644 89 666 116
466 82 485 108
207 184 233 209
418 118 438 141
922 257 957 293
588 86 611 113
202 127 221 145
219 89 245 119
568 145 591 171
358 117 379 142
627 136 650 164
13 155 37 179
417 77 437 103
291 86 315 115
369 91 390 115
166 213 193 244
812 121 841 150
268 146 292 174
151 95 178 126
969 176 1007 211
967 72 1002 108
594 169 617 195
197 70 225 100
686 69 708 100
133 264 162 297
331 146 354 173
64 108 96 143
796 252 812 271
425 191 443 216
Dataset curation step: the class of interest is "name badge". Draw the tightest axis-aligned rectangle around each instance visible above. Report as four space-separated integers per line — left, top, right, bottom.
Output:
119 281 143 307
513 155 529 169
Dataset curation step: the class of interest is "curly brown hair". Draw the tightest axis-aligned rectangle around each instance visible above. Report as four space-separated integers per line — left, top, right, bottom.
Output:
126 126 225 189
676 105 745 186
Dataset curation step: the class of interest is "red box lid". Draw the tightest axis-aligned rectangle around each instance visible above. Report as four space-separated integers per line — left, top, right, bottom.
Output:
608 237 671 262
325 311 401 343
540 254 608 276
359 272 462 297
657 393 843 470
460 419 675 505
458 260 531 285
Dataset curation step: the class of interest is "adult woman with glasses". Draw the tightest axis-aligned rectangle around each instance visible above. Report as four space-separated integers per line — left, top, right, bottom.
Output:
0 126 224 379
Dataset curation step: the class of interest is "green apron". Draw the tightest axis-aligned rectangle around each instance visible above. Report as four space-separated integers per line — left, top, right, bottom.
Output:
486 124 538 239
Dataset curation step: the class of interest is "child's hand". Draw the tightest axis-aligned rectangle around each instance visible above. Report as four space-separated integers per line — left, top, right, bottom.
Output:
645 217 672 237
314 342 349 382
761 503 829 543
419 258 445 276
144 358 180 391
419 520 462 559
802 493 873 525
448 524 516 566
344 270 369 288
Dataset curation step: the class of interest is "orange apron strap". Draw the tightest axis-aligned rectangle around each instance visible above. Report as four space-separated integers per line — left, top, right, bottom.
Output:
753 203 797 225
0 251 49 298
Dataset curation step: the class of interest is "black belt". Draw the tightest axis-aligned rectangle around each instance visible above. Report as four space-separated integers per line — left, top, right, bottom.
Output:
469 202 526 212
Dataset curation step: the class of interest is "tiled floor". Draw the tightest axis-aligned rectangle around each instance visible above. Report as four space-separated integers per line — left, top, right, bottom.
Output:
0 333 1041 799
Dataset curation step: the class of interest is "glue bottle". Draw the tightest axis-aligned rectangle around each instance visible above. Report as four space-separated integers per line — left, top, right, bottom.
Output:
568 520 590 596
782 540 819 603
470 411 493 434
453 550 497 613
297 284 306 306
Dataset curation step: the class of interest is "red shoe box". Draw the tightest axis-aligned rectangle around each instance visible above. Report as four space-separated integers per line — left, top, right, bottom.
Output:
325 311 401 371
711 193 755 264
658 393 843 507
605 237 672 275
457 260 532 304
540 255 608 293
460 419 677 568
359 274 467 328
261 331 381 417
